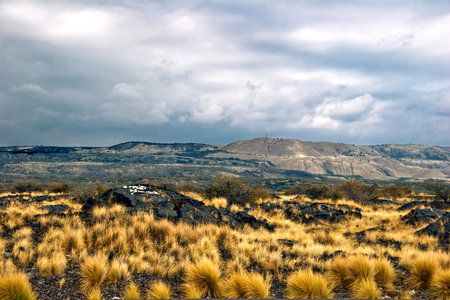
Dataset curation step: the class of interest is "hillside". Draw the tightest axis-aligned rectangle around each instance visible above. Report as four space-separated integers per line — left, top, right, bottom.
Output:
0 138 448 182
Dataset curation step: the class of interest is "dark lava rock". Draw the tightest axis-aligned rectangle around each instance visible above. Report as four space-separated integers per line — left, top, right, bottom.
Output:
32 195 67 202
398 200 450 211
39 204 69 214
415 212 450 243
282 201 362 224
82 184 274 231
319 250 346 261
402 208 446 226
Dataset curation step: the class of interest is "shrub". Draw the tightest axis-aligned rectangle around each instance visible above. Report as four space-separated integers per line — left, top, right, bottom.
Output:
203 177 269 205
429 269 450 299
146 281 172 299
285 183 332 200
0 272 36 300
13 180 43 193
379 184 412 199
425 181 450 202
49 182 74 193
336 179 378 202
408 254 439 290
351 278 381 299
123 282 141 299
286 269 333 299
183 258 222 298
79 254 109 291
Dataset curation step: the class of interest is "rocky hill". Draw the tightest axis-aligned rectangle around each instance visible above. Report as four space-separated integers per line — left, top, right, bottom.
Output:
0 138 448 181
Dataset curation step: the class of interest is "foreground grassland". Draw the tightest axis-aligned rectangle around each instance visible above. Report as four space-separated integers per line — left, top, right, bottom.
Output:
0 190 449 299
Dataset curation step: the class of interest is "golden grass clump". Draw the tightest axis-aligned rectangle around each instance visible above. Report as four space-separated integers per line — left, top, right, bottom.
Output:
351 278 381 299
222 271 271 298
108 259 130 284
183 257 222 298
0 271 37 300
328 256 351 288
346 255 375 286
0 260 17 275
123 281 141 299
408 253 440 290
12 238 35 266
374 258 396 289
429 269 450 299
286 269 333 299
36 251 67 276
146 280 173 299
86 287 102 300
79 253 109 291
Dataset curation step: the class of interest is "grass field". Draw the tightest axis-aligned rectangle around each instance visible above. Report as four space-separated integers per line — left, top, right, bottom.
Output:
0 189 449 299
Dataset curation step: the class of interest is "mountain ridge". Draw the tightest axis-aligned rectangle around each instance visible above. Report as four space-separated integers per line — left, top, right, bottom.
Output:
1 137 449 181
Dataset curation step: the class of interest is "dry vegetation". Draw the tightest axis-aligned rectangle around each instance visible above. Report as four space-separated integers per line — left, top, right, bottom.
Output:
0 187 449 299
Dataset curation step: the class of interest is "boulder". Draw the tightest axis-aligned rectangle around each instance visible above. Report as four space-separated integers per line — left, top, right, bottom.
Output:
402 208 446 226
415 212 450 244
282 201 362 224
39 204 69 214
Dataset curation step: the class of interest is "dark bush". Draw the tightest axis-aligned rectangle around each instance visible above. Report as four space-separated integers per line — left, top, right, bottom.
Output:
0 182 10 193
72 183 110 200
13 180 43 193
379 184 412 199
203 177 270 206
335 179 378 203
49 182 75 194
285 184 332 200
425 181 450 202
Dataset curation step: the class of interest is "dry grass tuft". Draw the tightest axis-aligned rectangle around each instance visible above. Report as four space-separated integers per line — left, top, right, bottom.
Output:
123 281 141 299
0 271 37 300
286 269 333 299
86 287 102 300
108 259 130 284
183 258 222 298
12 238 35 266
429 269 450 299
222 271 271 298
374 258 396 288
146 280 173 299
328 256 350 288
36 251 67 276
346 255 375 286
79 253 109 291
408 253 440 290
351 278 381 299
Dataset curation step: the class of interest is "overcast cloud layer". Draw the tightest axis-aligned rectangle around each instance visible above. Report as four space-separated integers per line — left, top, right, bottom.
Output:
1 0 449 146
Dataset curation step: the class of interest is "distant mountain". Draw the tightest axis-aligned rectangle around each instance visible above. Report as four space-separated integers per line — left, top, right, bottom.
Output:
0 138 449 181
216 138 450 180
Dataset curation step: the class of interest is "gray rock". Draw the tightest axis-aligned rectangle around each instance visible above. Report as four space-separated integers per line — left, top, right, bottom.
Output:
39 204 69 214
402 208 445 226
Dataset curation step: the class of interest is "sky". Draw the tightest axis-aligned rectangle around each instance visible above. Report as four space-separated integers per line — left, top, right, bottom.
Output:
1 0 449 147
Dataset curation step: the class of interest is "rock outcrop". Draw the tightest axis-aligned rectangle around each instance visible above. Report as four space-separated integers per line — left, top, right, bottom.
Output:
83 185 274 231
258 201 362 224
402 208 446 226
415 212 450 245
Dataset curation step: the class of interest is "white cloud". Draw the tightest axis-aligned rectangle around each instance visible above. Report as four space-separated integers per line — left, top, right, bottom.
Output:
11 84 49 96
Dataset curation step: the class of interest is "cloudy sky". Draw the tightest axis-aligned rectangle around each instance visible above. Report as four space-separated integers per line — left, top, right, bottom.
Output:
1 0 449 147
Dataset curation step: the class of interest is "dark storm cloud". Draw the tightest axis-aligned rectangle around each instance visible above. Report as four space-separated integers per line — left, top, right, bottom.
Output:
0 0 449 146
